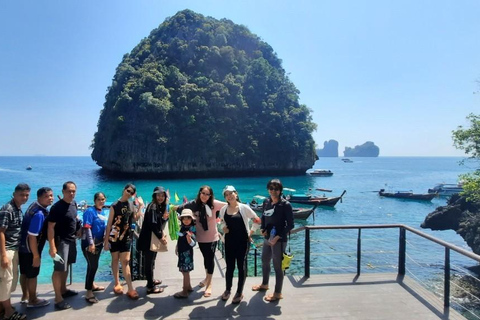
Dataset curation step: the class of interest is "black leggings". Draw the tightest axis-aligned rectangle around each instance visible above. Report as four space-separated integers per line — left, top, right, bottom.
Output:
225 236 248 294
199 241 217 274
144 250 158 288
82 243 103 290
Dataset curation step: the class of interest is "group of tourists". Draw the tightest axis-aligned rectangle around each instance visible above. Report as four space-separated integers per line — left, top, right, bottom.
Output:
0 178 294 320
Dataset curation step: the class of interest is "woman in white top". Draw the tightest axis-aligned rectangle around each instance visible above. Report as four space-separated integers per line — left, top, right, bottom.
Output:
218 185 260 304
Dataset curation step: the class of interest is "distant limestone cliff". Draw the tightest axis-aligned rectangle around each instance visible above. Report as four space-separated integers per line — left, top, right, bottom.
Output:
344 141 379 157
421 195 480 255
90 10 316 178
317 140 338 157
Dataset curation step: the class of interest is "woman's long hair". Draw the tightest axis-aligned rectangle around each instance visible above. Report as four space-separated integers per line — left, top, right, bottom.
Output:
195 185 214 209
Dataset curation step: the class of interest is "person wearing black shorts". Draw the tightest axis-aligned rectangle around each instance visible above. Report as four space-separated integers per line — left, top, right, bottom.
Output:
104 183 144 300
47 181 80 310
19 187 53 308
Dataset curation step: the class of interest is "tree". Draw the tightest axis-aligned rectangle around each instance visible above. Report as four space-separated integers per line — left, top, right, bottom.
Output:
452 113 480 202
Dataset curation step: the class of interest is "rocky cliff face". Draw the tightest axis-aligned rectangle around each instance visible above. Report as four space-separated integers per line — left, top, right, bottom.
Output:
421 194 480 254
317 140 339 157
344 141 379 157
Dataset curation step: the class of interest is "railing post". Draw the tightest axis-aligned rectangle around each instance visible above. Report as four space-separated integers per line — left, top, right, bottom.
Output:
357 228 362 275
398 227 406 275
246 249 249 277
444 247 450 307
254 248 257 277
305 227 310 278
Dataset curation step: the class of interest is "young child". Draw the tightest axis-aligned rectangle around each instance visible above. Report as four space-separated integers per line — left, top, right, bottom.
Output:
174 209 196 299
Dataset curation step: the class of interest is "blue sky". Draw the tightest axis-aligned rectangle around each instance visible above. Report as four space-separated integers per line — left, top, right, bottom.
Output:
1 0 479 157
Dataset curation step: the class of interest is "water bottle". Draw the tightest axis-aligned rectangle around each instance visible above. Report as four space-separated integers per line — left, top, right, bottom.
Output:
269 226 276 244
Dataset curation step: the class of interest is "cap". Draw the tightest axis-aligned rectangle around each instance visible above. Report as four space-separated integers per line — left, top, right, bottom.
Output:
179 208 195 220
223 185 236 196
153 186 167 195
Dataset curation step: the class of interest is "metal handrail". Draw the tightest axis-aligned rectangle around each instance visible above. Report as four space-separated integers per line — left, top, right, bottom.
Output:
294 223 480 308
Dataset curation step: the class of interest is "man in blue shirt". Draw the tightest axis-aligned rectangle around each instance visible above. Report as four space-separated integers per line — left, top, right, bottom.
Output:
19 187 54 308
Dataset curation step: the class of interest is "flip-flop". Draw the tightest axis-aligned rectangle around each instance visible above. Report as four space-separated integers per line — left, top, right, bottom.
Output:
153 279 162 286
203 291 212 298
4 311 27 320
113 285 124 295
27 299 50 308
173 292 188 299
264 294 283 302
85 296 99 304
147 286 164 294
62 289 79 298
54 300 71 310
232 293 244 304
92 286 105 292
127 290 139 300
198 281 206 288
252 284 269 291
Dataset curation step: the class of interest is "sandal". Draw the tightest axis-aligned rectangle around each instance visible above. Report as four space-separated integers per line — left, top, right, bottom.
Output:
146 286 164 294
62 289 78 298
4 311 27 320
85 296 99 304
232 293 243 304
173 291 188 299
113 285 123 295
198 281 206 288
221 290 231 301
203 291 212 298
252 284 269 291
92 286 105 292
153 279 162 286
127 290 139 300
27 298 50 308
54 300 71 310
264 293 283 302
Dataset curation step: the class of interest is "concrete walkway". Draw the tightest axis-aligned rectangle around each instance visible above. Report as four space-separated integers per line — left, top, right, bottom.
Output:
12 240 464 319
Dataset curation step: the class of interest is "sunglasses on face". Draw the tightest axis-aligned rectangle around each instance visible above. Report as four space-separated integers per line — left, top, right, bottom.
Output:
268 187 280 191
125 189 135 195
200 192 211 197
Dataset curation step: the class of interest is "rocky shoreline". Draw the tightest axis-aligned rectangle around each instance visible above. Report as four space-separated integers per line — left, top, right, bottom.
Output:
421 194 480 255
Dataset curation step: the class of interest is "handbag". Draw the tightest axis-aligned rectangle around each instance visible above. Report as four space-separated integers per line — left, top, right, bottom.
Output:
150 232 168 252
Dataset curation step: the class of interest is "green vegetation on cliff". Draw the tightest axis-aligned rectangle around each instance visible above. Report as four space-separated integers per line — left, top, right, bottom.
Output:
453 113 480 202
91 10 316 176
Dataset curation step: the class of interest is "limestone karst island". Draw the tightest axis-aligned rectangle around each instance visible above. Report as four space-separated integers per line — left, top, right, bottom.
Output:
316 140 380 157
91 10 316 178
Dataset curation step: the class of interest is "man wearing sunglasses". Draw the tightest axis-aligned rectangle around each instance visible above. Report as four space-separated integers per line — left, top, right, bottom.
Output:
48 181 80 310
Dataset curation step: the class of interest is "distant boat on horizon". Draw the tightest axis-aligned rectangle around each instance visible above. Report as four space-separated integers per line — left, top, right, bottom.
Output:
342 158 353 163
26 166 32 170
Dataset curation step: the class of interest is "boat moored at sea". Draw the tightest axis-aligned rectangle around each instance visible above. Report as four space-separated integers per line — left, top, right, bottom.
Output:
378 189 437 201
308 169 333 177
285 190 346 207
427 183 464 197
341 158 353 163
248 198 317 220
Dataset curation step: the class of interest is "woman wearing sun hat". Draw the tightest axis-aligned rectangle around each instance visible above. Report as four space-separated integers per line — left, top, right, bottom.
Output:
219 185 260 304
176 185 226 297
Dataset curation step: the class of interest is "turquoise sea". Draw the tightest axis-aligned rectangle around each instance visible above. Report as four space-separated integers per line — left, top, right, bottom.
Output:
0 156 477 293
